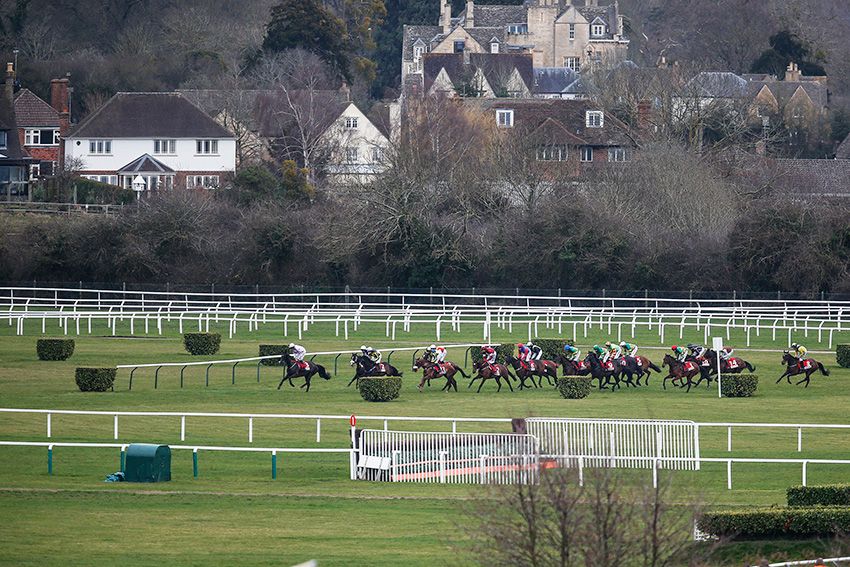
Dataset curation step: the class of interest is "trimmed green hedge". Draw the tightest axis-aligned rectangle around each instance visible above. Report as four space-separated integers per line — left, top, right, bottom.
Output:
837 345 850 368
470 343 515 364
183 333 221 355
358 377 402 402
75 367 116 392
36 338 75 361
259 344 288 366
720 374 758 397
556 376 592 399
788 485 850 507
698 507 850 539
531 338 576 360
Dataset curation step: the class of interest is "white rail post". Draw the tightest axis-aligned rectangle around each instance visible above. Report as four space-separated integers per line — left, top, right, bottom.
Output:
802 460 808 487
479 454 487 484
113 415 118 440
797 427 802 452
391 450 400 482
316 418 321 443
180 415 186 441
439 451 447 484
653 458 658 488
578 455 584 487
727 460 732 490
248 417 253 443
727 426 732 452
46 413 51 438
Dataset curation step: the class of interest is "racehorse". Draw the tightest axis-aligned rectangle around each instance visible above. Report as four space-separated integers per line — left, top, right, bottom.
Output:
661 354 701 392
347 353 404 387
558 353 592 378
412 356 469 393
705 349 756 374
777 351 830 388
468 360 516 393
504 355 559 389
584 351 619 390
276 353 332 392
613 355 662 387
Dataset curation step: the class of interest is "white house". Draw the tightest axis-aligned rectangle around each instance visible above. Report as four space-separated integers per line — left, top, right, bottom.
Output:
321 101 395 185
65 92 236 194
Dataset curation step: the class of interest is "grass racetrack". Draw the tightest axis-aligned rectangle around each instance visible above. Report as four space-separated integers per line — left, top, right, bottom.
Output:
2 317 850 565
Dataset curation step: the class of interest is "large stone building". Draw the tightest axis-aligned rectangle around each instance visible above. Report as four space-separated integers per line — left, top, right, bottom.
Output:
402 0 628 92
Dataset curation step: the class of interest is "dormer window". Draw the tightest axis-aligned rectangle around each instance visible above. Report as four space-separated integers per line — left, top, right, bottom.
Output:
413 45 424 61
496 109 514 128
591 23 606 37
454 40 465 53
0 130 6 149
586 111 604 128
490 41 500 54
507 23 528 35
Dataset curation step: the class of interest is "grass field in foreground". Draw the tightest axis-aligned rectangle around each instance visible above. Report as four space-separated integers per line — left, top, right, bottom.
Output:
1 319 849 565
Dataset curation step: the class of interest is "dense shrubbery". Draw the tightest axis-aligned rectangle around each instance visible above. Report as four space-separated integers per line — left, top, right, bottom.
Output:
720 374 758 397
532 338 575 360
183 333 221 355
358 377 401 402
787 485 850 507
698 507 850 538
32 177 135 205
259 345 288 366
75 367 116 392
837 345 850 368
36 339 75 361
556 376 592 399
470 344 515 365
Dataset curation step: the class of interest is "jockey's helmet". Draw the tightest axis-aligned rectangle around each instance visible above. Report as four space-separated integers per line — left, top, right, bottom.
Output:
791 343 799 349
289 343 295 348
671 345 678 351
605 341 612 347
620 341 627 347
429 344 436 350
360 345 368 351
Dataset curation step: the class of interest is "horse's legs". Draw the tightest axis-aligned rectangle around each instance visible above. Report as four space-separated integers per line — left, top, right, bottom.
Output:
347 374 360 387
276 374 287 390
505 374 514 392
303 376 311 392
477 376 487 393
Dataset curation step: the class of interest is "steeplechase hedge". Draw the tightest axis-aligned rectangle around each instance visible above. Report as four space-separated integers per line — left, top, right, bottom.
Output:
36 338 75 361
531 338 576 361
259 345 288 366
720 374 758 397
788 484 850 507
837 345 850 368
183 333 221 355
556 376 592 399
75 367 116 392
698 507 850 539
358 377 401 402
470 343 515 364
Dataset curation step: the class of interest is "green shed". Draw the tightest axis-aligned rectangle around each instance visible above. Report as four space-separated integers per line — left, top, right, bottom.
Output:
124 444 171 482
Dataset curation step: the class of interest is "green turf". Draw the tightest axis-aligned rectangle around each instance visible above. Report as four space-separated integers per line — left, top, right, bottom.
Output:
1 316 849 565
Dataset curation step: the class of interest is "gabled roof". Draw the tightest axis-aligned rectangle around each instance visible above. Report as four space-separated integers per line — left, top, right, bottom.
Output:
402 25 442 60
14 89 60 128
533 68 580 94
0 93 33 162
117 153 175 174
836 132 850 160
423 53 533 96
69 92 234 138
577 4 619 37
254 90 348 138
685 72 749 98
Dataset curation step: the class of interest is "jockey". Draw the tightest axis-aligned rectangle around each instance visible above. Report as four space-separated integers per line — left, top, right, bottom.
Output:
688 343 708 359
517 343 532 370
426 344 447 374
671 345 688 363
526 341 543 361
620 341 637 357
563 344 581 361
481 346 497 365
720 347 734 361
790 343 808 362
288 343 307 368
591 344 607 361
360 345 381 371
605 341 623 359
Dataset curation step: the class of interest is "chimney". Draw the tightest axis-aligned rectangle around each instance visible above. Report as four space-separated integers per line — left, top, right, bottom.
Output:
785 61 801 82
637 100 652 132
441 0 451 33
5 62 14 103
465 0 474 27
50 76 71 135
338 81 351 102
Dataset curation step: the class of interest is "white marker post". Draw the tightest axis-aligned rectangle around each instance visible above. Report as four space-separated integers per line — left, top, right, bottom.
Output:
713 336 724 398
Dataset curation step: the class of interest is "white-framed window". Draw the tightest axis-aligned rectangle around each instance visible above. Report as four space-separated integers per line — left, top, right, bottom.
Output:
84 175 119 185
186 175 219 188
154 139 176 154
536 145 568 161
413 45 424 61
490 41 500 54
24 128 59 146
507 24 528 34
591 23 606 37
0 130 6 149
580 146 593 162
345 147 359 163
585 111 604 128
569 23 576 40
564 57 580 71
345 117 358 129
496 109 514 128
88 139 112 154
195 139 218 155
371 146 383 163
607 147 629 162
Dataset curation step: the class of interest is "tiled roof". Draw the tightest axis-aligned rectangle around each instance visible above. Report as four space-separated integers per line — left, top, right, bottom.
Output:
466 26 507 50
472 4 527 27
402 25 442 61
748 81 828 109
13 89 59 127
117 153 175 174
0 93 32 162
685 72 749 98
836 133 850 160
69 92 233 138
533 68 580 95
423 53 533 95
774 159 850 194
577 4 619 38
254 90 349 138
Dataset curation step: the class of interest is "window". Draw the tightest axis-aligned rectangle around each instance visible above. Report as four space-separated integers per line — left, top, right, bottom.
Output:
0 130 6 149
507 24 528 34
84 175 118 185
496 109 514 128
345 147 359 163
88 140 112 154
154 139 176 154
569 23 576 40
24 129 59 146
490 41 500 54
580 146 593 162
536 145 568 161
195 139 218 154
608 147 629 162
591 23 606 37
345 117 359 129
453 40 465 54
564 57 580 71
585 111 604 128
371 147 383 163
186 175 219 188
413 45 424 61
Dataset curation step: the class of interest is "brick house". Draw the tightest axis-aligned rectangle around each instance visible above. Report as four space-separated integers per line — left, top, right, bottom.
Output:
13 77 70 178
1 63 36 200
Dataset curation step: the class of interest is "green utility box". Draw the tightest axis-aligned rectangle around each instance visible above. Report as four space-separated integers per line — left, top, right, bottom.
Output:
124 444 171 483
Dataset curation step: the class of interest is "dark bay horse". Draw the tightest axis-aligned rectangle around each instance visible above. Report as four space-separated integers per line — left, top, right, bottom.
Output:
585 352 619 390
614 355 662 386
661 354 701 392
468 360 516 393
412 356 469 392
558 353 592 378
504 355 559 388
347 353 403 387
705 350 756 374
777 352 830 387
276 353 332 392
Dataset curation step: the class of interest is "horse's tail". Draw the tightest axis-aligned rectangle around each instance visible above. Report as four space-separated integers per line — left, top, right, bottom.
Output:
391 365 404 377
317 364 332 380
819 362 830 376
453 363 470 379
746 361 756 372
648 361 662 372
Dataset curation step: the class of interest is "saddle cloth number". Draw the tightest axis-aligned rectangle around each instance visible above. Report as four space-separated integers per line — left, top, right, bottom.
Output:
683 361 697 372
728 359 739 369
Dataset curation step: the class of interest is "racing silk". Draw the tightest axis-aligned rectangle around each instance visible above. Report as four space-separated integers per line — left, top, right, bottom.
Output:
528 344 543 360
432 346 447 364
290 344 307 361
481 347 497 365
621 343 637 357
368 350 382 364
792 345 808 360
673 346 688 363
563 345 581 361
608 344 623 359
691 346 707 359
720 348 734 360
518 345 532 362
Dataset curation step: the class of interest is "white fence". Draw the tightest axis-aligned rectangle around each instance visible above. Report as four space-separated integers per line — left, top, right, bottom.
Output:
526 417 700 470
356 429 539 485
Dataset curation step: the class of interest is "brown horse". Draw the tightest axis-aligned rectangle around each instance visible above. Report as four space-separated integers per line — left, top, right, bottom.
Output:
276 353 332 392
705 350 756 374
468 360 516 393
614 355 663 387
504 355 559 388
661 354 701 392
558 353 592 378
777 352 830 388
347 353 404 387
412 356 469 392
